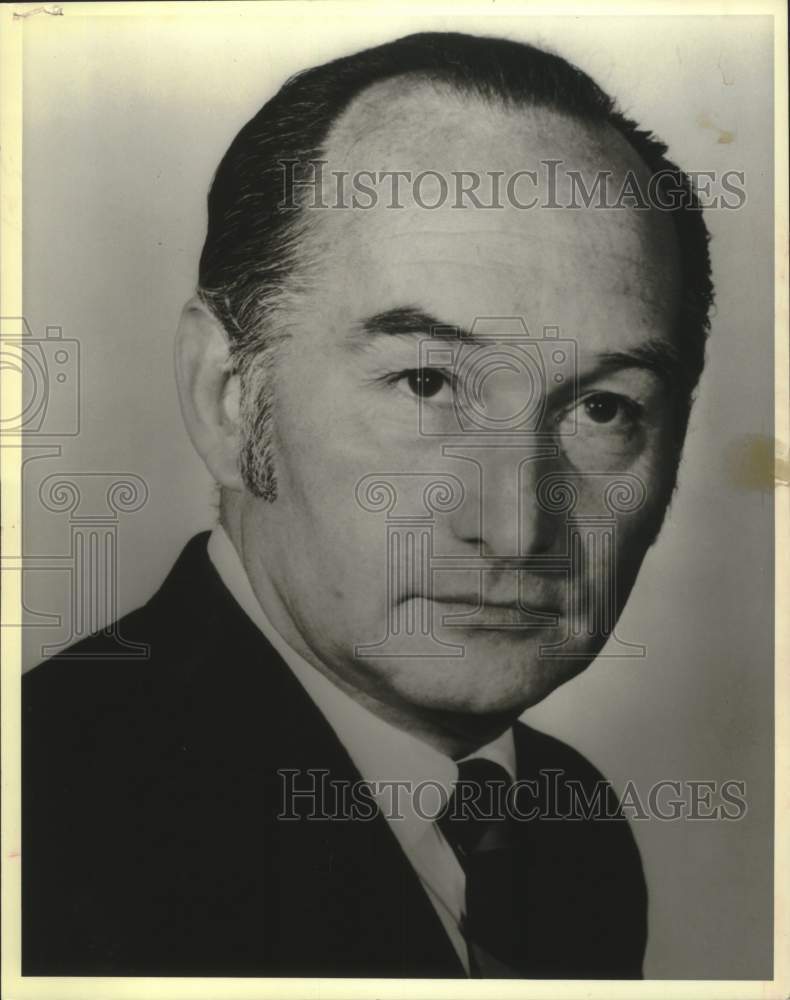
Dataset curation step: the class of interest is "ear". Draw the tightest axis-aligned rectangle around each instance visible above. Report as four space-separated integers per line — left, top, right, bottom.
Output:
174 296 244 491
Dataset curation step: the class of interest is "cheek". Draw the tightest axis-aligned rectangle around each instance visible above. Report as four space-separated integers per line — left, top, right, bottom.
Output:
271 431 392 599
572 453 670 580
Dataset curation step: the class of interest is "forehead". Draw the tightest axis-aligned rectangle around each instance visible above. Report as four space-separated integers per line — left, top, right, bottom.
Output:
298 80 681 344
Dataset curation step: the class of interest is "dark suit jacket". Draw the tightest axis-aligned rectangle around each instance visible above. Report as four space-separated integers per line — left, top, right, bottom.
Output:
22 532 647 978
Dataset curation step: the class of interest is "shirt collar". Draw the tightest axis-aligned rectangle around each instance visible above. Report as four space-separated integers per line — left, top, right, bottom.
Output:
207 525 517 845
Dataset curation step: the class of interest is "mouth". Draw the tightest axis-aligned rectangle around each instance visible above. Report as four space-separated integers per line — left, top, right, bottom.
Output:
410 596 563 629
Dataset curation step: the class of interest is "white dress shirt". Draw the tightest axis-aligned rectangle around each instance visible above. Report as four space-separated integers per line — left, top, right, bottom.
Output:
207 525 517 974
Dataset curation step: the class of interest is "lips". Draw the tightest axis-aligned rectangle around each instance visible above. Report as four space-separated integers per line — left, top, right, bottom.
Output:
411 595 563 627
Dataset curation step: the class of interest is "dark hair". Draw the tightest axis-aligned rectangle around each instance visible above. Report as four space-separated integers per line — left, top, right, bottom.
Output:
198 31 713 497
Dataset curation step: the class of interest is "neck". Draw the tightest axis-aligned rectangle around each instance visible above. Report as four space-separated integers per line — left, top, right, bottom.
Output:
218 499 517 760
330 681 517 760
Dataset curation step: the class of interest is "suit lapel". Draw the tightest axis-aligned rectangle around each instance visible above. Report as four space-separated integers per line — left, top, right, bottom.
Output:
145 534 465 976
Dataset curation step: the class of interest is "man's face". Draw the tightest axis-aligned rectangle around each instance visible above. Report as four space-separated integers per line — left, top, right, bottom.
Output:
234 84 682 734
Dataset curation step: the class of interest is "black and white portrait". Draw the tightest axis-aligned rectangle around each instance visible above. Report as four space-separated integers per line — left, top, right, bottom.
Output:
3 3 784 994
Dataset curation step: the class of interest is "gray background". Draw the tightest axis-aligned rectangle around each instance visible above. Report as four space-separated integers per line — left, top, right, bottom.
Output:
20 11 774 979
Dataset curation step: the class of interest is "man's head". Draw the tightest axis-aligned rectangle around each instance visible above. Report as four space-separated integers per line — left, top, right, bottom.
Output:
176 32 713 754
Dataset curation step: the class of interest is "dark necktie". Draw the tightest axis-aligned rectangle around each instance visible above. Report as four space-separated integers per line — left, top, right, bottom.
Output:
437 757 525 977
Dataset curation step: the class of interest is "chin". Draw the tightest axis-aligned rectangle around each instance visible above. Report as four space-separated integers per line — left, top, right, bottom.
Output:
378 636 597 718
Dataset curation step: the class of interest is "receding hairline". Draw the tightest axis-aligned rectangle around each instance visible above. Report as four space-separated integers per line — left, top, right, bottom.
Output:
300 74 681 293
322 73 628 172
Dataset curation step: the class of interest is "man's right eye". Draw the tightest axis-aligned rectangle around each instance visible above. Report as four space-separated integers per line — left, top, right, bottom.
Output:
403 368 449 399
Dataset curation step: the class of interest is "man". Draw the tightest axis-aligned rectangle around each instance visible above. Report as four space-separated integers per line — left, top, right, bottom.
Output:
22 32 712 979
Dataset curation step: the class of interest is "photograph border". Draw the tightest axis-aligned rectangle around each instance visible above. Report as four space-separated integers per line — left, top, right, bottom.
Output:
1 2 787 998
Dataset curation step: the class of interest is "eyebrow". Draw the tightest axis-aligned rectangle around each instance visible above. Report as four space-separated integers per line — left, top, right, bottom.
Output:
359 306 476 341
358 305 683 390
586 342 684 392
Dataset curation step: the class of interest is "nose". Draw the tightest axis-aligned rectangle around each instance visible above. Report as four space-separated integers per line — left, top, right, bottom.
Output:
447 445 560 558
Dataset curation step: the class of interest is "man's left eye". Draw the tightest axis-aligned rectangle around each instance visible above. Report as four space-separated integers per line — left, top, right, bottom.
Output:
554 390 642 438
579 392 632 425
557 390 646 470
